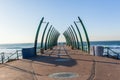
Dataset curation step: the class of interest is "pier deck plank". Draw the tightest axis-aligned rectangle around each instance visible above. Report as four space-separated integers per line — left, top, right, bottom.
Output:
0 45 120 80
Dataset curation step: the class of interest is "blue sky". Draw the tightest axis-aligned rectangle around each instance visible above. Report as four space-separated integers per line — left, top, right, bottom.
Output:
0 0 120 44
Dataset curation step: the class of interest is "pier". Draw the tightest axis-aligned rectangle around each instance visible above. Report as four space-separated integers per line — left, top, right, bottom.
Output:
0 45 120 80
0 17 120 80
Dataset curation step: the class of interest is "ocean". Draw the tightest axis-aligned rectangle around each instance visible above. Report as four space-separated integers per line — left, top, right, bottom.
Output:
90 41 120 47
90 41 120 58
0 41 120 61
0 43 34 62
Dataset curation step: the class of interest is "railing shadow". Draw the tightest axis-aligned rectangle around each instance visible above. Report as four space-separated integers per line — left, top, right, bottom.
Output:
3 63 42 79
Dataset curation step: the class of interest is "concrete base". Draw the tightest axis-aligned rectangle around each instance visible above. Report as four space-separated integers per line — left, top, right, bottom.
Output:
22 47 35 59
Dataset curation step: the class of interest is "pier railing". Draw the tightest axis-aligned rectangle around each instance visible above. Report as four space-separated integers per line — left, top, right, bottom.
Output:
104 47 120 59
0 50 22 63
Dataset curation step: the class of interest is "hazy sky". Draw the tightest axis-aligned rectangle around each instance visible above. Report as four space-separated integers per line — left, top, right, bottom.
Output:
0 0 120 44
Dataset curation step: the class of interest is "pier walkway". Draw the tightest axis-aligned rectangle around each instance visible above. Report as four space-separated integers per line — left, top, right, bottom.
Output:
0 45 120 80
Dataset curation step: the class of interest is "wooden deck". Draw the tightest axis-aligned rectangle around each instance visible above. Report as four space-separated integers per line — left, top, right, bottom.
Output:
0 45 120 80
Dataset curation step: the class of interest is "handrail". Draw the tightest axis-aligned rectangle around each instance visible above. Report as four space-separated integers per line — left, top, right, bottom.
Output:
104 47 120 59
0 50 22 63
104 47 120 54
0 52 5 64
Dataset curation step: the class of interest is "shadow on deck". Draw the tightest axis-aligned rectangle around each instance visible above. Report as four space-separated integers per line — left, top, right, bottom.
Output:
29 55 77 67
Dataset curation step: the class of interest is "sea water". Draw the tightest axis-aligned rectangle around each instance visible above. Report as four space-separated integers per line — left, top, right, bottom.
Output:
90 41 120 53
0 43 35 62
0 41 120 60
90 41 120 59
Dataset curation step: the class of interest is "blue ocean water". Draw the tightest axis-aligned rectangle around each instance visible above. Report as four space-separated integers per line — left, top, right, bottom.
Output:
90 41 120 58
0 41 120 52
0 41 120 60
90 41 120 47
0 43 34 49
0 43 35 63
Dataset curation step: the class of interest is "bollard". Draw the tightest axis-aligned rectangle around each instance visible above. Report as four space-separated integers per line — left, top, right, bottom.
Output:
71 46 74 50
50 47 53 50
40 48 44 54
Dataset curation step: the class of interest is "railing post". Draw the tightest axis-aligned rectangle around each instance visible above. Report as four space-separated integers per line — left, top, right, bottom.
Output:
117 54 119 59
107 47 109 57
1 52 5 64
17 50 19 59
1 53 2 63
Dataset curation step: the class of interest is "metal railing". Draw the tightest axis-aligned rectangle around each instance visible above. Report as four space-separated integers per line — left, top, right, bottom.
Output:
0 50 22 63
104 47 120 59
